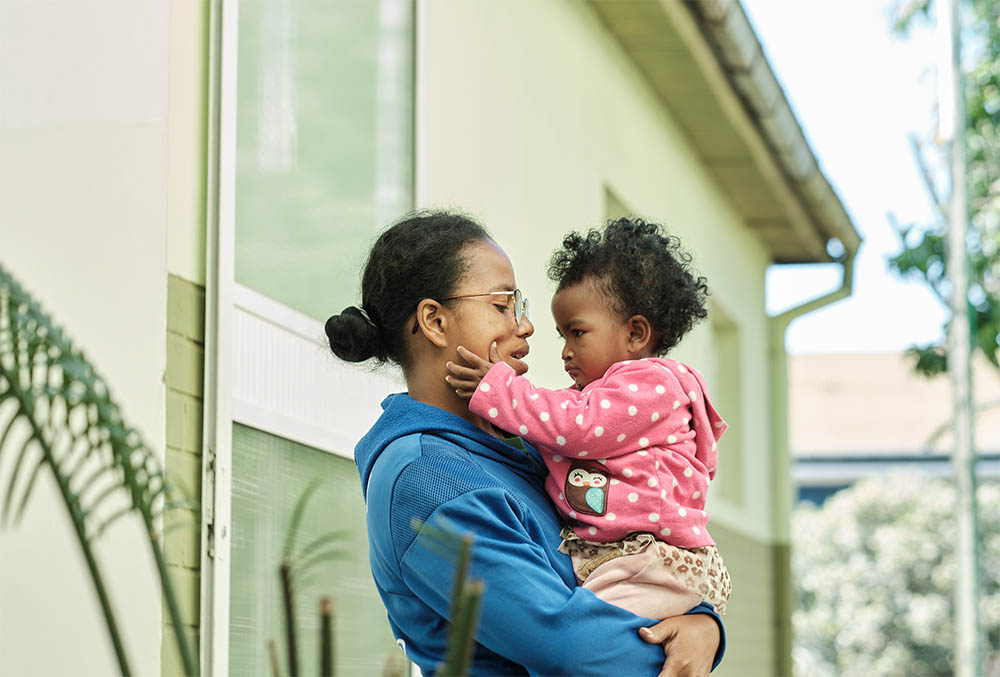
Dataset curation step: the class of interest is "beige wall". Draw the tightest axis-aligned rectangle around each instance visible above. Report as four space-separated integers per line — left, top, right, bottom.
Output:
790 352 1000 455
418 0 776 544
166 0 210 287
0 1 170 674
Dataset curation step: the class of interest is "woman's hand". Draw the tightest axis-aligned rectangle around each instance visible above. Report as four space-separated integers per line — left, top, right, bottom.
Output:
445 343 501 399
639 613 720 677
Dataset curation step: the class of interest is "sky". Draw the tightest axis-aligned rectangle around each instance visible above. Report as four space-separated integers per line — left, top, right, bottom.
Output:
743 0 951 354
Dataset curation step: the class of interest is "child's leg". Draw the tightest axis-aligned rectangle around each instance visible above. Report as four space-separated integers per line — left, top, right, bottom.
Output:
580 535 731 618
581 542 703 619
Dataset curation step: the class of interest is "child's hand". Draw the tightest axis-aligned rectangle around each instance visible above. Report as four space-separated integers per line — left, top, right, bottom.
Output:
445 342 502 399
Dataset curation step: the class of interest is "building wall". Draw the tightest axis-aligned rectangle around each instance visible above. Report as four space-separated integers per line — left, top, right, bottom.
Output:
162 275 206 676
791 352 1000 455
419 0 776 527
0 1 170 673
162 1 210 673
419 1 781 671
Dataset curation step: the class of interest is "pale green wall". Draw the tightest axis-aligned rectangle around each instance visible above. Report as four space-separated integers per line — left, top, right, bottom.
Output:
419 0 774 543
418 1 786 671
162 2 210 673
162 275 206 676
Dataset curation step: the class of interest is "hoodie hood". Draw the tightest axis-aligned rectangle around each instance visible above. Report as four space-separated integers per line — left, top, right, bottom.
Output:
355 393 546 501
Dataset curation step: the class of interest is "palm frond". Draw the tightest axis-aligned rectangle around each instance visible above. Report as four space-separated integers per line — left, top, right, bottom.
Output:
0 263 198 675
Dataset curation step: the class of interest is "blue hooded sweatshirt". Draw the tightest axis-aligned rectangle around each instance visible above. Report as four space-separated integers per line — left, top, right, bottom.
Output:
356 393 725 676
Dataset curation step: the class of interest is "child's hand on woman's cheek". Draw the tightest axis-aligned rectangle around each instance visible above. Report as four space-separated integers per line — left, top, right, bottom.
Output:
445 343 501 399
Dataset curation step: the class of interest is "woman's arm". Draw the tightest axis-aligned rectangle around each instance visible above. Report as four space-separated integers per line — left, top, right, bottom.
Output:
400 488 663 674
398 484 723 675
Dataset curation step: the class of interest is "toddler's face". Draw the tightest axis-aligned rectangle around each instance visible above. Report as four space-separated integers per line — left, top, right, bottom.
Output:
551 280 633 388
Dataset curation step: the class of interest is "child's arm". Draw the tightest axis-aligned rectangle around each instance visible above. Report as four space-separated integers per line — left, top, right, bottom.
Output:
447 346 682 459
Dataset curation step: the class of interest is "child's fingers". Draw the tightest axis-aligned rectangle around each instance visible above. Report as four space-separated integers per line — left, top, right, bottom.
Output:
445 361 482 380
487 341 501 364
456 345 491 368
454 387 475 400
445 374 481 390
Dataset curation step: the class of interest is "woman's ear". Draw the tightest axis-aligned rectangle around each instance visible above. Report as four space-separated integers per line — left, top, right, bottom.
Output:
626 314 653 355
413 298 450 349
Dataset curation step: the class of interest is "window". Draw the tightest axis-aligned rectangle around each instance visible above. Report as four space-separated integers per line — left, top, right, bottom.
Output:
235 0 414 321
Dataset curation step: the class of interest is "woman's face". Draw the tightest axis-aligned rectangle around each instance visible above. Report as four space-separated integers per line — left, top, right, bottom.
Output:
448 239 534 375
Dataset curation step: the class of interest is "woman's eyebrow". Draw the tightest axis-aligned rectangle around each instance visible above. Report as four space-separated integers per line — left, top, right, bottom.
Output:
488 284 516 292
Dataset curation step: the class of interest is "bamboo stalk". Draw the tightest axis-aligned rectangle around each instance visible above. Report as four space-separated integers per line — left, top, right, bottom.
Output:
280 562 299 676
320 597 334 677
268 640 282 677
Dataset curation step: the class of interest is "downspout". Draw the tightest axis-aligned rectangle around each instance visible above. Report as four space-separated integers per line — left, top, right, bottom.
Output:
767 247 856 677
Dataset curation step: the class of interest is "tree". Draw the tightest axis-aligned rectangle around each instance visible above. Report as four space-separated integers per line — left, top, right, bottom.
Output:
888 0 1000 377
791 475 1000 676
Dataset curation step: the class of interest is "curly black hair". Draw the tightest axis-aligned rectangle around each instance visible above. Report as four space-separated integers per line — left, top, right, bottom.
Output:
547 217 710 355
325 210 490 368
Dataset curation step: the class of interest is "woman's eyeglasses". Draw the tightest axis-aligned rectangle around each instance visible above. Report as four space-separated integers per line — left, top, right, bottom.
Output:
445 289 530 324
411 289 530 333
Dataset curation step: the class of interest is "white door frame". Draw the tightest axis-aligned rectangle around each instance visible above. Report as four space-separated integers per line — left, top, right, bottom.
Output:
201 1 239 674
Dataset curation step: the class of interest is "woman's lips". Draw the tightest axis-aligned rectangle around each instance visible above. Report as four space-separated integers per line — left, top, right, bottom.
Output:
507 346 530 375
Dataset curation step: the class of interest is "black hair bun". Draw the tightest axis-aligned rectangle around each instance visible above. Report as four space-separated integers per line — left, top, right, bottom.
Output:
325 306 387 363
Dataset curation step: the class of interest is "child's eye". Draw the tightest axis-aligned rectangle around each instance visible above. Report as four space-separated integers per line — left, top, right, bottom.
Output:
572 329 584 338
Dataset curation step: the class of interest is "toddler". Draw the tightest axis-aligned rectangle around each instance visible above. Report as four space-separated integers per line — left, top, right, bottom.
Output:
446 217 731 618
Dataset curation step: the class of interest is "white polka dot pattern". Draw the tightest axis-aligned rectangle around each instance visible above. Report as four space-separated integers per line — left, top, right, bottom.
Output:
467 357 721 548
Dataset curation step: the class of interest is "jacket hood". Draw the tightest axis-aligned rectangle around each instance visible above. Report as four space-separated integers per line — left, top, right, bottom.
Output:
355 393 546 501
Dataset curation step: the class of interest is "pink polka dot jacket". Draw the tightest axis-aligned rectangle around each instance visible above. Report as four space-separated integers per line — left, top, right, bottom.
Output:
469 357 727 548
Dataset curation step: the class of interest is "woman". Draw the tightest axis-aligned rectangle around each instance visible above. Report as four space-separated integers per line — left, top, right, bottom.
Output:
325 211 724 676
